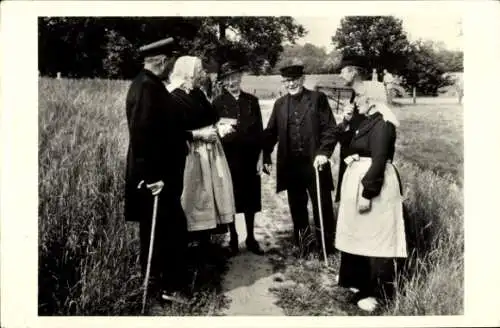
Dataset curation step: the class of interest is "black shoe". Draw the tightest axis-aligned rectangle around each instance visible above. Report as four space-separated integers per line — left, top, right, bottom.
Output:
246 238 265 255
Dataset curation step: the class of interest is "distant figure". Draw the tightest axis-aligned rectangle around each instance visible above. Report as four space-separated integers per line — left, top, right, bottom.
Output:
56 72 62 80
456 76 464 104
372 68 377 81
383 69 395 104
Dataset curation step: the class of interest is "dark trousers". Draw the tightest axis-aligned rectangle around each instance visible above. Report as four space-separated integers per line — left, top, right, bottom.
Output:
139 189 188 294
285 156 335 253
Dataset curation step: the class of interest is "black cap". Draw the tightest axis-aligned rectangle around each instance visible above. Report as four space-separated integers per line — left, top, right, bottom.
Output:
218 61 245 80
138 37 177 57
279 58 305 78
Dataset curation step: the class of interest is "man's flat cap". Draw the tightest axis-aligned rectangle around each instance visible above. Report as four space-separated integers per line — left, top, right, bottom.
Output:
138 37 177 57
279 58 305 79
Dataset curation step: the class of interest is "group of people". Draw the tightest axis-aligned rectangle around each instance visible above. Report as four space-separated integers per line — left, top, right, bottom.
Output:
124 36 408 313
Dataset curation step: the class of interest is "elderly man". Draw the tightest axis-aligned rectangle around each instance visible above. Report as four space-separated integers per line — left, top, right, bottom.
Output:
263 60 337 254
124 37 215 304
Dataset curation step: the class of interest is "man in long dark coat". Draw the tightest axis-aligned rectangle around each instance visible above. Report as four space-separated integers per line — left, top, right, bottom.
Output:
213 61 266 255
124 37 215 303
262 60 338 254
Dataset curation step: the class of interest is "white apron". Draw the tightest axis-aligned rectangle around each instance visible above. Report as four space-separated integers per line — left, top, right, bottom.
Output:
335 156 407 258
181 136 235 232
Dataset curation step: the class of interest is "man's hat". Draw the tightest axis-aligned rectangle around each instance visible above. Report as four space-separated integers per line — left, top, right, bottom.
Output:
218 61 245 80
138 37 177 57
279 58 304 79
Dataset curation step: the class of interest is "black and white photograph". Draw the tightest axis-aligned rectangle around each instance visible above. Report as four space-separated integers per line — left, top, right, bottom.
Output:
1 1 500 327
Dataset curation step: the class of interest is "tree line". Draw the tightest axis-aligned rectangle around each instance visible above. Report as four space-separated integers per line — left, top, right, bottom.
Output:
38 16 463 96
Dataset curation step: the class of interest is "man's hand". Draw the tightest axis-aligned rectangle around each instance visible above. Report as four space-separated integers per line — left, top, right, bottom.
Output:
358 196 371 214
263 163 272 175
146 180 164 196
313 155 329 170
193 126 218 143
256 152 263 175
342 103 355 122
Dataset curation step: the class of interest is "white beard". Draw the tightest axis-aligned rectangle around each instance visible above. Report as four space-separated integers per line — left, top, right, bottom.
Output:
287 86 303 95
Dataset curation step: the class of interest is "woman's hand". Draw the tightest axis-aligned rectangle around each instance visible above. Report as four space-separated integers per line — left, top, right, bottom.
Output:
193 126 218 142
358 196 371 214
217 123 235 138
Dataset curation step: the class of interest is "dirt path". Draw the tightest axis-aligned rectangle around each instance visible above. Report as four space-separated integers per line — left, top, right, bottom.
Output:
220 174 293 316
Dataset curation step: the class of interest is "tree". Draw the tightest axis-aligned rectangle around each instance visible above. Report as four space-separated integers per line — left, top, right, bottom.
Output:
38 17 306 78
274 43 327 74
187 17 306 74
332 16 411 76
400 40 454 97
436 49 463 73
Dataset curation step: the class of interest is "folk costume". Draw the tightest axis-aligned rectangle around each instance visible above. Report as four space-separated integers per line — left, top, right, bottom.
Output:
168 57 235 234
335 82 407 307
212 61 265 254
263 63 338 253
124 37 191 295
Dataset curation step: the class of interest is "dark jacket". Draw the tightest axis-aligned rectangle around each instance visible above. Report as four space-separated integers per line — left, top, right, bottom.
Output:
171 87 219 130
263 88 338 193
213 89 264 212
124 69 190 222
335 113 365 202
344 112 399 199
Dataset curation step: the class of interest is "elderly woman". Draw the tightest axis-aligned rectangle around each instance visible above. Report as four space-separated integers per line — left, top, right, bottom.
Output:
167 56 236 247
335 81 407 312
212 61 265 255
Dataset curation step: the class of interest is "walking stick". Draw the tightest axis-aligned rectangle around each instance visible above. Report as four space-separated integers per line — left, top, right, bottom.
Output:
141 194 159 314
315 165 329 267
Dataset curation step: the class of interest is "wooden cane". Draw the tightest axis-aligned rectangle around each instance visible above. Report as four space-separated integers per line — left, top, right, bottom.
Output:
141 194 159 314
315 165 329 267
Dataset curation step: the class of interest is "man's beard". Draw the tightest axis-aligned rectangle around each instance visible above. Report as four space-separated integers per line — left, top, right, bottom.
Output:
287 86 302 95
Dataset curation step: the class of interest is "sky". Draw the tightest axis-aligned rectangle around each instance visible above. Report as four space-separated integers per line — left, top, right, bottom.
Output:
293 15 463 52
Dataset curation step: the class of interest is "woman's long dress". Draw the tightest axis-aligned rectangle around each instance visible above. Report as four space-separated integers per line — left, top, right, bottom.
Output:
212 89 264 214
335 112 407 300
170 87 235 232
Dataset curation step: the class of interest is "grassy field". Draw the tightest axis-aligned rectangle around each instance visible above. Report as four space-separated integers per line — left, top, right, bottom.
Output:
38 76 463 316
241 74 347 99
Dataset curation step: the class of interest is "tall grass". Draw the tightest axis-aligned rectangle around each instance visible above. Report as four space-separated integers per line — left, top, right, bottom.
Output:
39 78 229 316
390 159 463 315
39 78 142 315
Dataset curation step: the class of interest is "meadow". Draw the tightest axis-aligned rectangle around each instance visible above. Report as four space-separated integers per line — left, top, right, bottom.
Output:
38 76 463 316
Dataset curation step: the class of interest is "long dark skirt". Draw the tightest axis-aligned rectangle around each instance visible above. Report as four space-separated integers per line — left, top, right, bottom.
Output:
224 148 261 214
338 251 401 301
